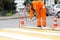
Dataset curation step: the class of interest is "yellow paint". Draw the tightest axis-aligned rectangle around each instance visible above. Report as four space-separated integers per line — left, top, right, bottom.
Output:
0 36 17 40
17 28 60 33
0 28 60 40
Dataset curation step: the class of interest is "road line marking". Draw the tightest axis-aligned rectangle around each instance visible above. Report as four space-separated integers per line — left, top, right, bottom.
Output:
0 32 51 40
0 36 17 40
3 28 60 36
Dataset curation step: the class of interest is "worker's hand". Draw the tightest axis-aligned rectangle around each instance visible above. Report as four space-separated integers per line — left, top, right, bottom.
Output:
29 19 32 22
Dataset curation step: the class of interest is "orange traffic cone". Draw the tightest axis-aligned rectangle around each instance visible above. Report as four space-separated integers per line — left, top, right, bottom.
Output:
20 16 24 26
53 15 58 29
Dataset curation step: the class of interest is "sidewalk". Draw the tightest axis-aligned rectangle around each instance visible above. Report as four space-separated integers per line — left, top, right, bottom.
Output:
0 13 20 20
0 12 29 20
0 16 19 20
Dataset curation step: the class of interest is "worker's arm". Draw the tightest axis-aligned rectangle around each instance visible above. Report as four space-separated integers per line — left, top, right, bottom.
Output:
29 9 34 19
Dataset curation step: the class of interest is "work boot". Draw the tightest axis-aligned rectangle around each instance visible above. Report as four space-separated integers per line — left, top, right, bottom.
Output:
42 26 47 29
37 26 41 27
37 26 42 29
43 26 46 27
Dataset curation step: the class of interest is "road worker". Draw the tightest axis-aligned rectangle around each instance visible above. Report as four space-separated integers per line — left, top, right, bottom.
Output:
26 0 46 27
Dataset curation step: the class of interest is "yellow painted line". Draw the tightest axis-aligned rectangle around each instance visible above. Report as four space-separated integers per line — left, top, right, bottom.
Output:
0 32 51 40
0 28 60 40
4 28 60 34
0 36 17 40
3 28 60 36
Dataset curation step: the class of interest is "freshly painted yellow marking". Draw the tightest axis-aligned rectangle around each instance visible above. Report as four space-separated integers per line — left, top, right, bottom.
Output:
0 36 17 40
0 28 60 40
17 28 60 33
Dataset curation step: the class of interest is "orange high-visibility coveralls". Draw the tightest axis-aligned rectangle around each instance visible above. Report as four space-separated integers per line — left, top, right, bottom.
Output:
29 0 46 27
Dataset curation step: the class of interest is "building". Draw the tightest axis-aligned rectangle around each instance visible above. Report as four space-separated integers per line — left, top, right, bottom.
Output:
15 0 59 11
14 0 25 11
57 0 60 4
42 0 55 6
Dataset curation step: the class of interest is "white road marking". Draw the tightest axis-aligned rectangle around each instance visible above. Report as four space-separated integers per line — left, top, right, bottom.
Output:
3 28 60 36
0 32 51 40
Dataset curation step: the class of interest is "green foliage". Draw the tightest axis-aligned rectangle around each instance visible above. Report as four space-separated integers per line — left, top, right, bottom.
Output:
0 0 16 16
0 0 16 11
23 0 33 6
54 0 58 4
4 0 16 11
6 13 13 16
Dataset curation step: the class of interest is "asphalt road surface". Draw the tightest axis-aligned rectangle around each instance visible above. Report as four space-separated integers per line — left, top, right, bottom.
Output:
0 16 60 29
0 16 60 40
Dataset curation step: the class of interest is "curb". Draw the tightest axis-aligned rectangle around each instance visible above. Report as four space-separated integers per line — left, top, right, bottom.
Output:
0 16 29 20
0 16 20 20
20 26 60 31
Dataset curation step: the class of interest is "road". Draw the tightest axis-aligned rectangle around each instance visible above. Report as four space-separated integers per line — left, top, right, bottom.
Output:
0 16 60 29
0 16 60 40
0 28 60 40
0 19 19 28
20 16 60 28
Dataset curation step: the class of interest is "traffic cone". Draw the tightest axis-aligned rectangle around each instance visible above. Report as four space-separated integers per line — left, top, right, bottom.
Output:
53 15 58 29
20 16 24 26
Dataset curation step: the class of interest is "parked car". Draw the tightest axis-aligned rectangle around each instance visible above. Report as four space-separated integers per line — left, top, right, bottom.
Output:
46 6 52 16
51 4 60 18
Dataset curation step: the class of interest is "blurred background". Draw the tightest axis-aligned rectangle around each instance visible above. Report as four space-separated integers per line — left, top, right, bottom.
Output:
0 0 60 17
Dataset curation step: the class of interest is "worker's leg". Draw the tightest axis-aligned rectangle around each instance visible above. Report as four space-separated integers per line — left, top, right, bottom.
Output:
36 12 41 27
41 10 46 27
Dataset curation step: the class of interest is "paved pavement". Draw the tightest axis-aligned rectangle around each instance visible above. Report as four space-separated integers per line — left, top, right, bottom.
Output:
0 13 60 30
0 12 29 20
0 13 60 40
0 13 20 20
0 28 60 40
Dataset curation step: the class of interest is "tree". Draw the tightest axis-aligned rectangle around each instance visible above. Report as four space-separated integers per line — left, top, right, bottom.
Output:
57 0 60 4
4 0 16 12
0 0 16 16
0 0 4 11
23 0 33 6
54 0 58 4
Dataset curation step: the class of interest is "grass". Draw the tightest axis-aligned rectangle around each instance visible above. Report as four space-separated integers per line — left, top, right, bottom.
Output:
6 13 13 16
